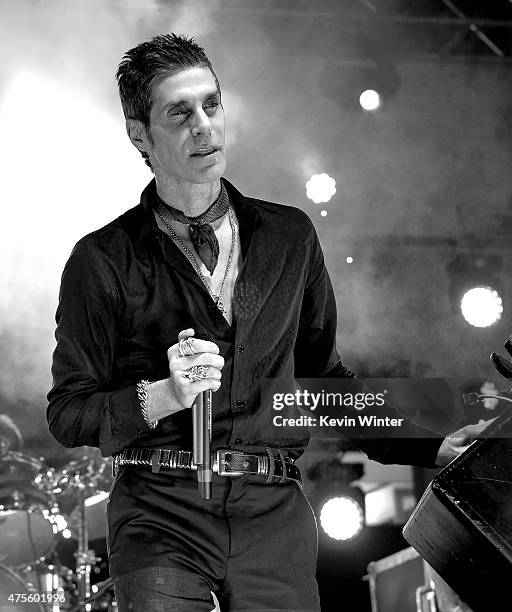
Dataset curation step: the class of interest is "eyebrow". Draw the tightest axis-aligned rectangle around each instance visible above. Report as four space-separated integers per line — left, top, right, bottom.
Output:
162 90 221 113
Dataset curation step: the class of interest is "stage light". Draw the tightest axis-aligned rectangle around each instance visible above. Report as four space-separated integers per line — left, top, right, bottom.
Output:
308 459 366 543
346 256 354 264
321 210 328 217
306 173 336 204
319 495 365 541
62 529 72 539
460 287 503 328
319 56 400 112
359 89 381 111
446 253 504 327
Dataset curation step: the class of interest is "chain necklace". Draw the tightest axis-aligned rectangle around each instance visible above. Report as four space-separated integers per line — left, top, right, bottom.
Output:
156 205 236 317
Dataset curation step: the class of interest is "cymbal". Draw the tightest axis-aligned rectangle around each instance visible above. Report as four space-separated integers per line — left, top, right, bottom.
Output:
0 452 46 510
0 415 23 453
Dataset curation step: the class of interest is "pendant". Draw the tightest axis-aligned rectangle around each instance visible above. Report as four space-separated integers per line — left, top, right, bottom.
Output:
215 296 227 315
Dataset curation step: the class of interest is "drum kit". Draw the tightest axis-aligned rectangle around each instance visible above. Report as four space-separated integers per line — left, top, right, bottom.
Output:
0 436 116 611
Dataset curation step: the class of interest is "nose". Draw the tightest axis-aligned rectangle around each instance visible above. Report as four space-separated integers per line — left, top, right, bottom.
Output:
190 107 212 136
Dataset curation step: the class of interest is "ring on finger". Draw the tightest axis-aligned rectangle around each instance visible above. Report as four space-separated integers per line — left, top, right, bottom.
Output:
187 364 209 382
178 337 196 357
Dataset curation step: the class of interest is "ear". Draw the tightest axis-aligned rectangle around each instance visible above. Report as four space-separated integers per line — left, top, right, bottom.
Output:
126 119 152 155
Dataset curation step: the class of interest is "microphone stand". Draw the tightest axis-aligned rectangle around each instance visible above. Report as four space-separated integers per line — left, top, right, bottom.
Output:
193 389 212 499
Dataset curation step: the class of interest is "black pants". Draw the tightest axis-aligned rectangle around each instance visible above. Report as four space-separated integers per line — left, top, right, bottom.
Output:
107 466 320 611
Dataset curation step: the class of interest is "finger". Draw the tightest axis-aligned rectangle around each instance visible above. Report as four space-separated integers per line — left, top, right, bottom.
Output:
450 437 470 448
449 426 479 439
186 339 219 355
180 366 222 381
181 353 225 370
461 424 489 437
168 338 220 360
186 378 222 394
474 417 497 432
177 328 195 341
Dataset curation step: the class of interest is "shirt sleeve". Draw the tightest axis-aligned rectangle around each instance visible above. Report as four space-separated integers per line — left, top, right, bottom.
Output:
294 218 443 468
47 240 153 457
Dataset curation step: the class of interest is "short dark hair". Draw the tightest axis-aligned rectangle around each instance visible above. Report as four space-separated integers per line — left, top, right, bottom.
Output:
116 33 219 126
116 34 220 168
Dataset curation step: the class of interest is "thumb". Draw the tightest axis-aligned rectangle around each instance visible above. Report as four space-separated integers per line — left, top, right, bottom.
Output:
450 438 471 451
178 328 195 341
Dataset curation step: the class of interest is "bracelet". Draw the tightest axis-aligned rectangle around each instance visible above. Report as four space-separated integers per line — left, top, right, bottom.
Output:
136 379 158 430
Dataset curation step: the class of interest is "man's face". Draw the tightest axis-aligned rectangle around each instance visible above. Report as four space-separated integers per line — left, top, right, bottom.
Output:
144 66 226 185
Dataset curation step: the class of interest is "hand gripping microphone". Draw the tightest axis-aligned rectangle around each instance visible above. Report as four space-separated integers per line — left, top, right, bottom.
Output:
192 332 214 500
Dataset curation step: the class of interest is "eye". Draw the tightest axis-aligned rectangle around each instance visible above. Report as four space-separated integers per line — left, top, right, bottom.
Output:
204 101 220 115
169 108 188 117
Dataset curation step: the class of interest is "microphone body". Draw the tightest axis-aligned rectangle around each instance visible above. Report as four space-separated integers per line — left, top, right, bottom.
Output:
193 389 212 499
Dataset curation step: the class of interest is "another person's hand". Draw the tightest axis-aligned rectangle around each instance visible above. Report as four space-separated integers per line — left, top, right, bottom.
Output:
145 328 224 423
435 418 496 467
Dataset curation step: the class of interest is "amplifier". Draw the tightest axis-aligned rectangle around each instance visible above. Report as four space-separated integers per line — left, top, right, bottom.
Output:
403 411 512 611
367 547 471 612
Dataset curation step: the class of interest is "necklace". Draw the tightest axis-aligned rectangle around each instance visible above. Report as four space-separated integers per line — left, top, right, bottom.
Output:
156 205 236 317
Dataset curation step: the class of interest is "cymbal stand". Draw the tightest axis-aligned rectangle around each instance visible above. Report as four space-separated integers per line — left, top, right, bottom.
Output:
74 489 98 611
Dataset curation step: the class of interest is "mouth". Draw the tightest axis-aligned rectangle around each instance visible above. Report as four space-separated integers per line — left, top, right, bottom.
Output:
190 145 221 157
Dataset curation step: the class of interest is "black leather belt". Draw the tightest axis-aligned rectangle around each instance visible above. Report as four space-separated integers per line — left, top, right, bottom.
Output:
113 447 302 487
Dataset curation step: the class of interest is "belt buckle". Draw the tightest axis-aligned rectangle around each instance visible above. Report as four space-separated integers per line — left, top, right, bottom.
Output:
216 449 245 477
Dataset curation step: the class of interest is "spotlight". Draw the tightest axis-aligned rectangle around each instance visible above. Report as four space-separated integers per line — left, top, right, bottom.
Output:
446 253 504 328
359 89 381 112
460 287 503 328
308 459 365 542
306 173 336 204
319 492 365 541
319 56 400 112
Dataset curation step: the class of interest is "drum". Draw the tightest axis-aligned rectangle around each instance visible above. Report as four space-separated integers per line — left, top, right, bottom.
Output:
68 491 109 541
0 563 44 612
49 457 112 541
0 452 59 567
0 451 49 510
0 510 57 567
19 562 76 612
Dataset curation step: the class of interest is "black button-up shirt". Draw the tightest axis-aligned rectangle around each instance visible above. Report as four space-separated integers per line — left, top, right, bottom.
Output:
47 178 442 467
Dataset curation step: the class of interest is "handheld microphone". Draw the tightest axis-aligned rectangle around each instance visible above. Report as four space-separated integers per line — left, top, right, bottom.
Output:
193 389 212 499
192 332 214 499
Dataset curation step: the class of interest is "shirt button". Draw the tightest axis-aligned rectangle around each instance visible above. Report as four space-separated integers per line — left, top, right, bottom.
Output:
237 344 245 353
234 438 243 445
236 400 246 409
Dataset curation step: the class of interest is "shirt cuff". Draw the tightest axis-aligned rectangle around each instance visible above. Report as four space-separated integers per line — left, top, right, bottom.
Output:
99 385 155 457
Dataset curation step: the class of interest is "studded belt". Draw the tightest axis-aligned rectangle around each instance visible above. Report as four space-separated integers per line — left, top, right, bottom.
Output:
113 447 302 487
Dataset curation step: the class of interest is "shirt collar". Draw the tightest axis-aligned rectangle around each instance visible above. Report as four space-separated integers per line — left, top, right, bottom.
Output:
154 181 230 226
133 177 261 248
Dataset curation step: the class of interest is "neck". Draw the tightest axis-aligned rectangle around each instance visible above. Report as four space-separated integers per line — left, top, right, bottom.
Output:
154 172 221 217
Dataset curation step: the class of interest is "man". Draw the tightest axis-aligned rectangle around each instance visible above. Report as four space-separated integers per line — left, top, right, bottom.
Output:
47 34 482 611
